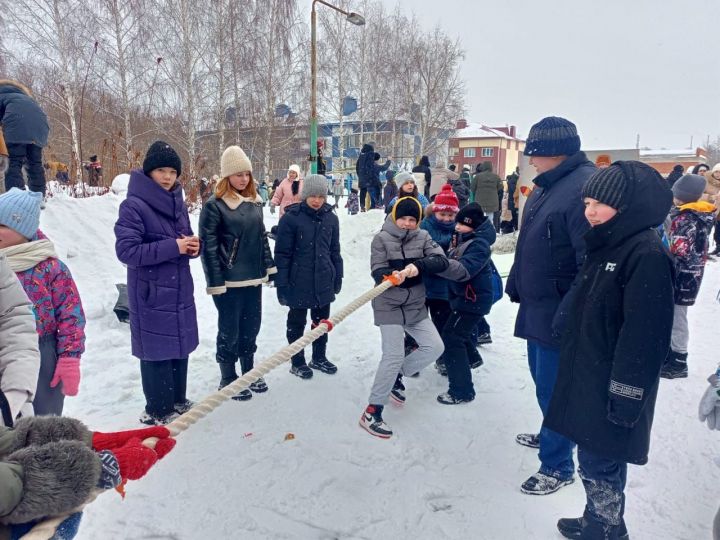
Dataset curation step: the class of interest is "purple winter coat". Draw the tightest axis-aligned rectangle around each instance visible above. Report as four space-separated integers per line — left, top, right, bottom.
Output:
114 169 199 361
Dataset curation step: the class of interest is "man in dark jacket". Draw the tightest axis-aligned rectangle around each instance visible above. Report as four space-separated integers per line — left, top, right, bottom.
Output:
470 162 503 228
545 162 674 540
665 164 684 188
0 80 49 195
355 143 390 211
506 167 519 230
505 116 596 495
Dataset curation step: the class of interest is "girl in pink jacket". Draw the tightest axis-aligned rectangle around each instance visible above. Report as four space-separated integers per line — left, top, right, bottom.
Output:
0 189 85 416
270 164 304 217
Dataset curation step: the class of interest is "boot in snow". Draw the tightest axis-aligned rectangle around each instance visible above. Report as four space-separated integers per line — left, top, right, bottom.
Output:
476 332 492 345
435 359 448 377
174 399 194 415
139 410 179 426
309 357 338 374
218 362 252 400
436 392 474 405
249 377 268 393
660 350 688 379
290 363 314 379
359 404 392 439
520 471 574 495
515 432 540 448
557 516 629 540
390 374 405 404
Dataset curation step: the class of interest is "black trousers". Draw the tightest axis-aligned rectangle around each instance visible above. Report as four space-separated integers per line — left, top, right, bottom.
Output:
213 287 262 373
6 143 46 195
442 311 483 399
714 222 720 249
287 304 330 366
140 358 188 417
359 187 368 210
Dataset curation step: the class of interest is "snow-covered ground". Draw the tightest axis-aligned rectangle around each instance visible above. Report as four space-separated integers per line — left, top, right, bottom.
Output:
39 193 719 539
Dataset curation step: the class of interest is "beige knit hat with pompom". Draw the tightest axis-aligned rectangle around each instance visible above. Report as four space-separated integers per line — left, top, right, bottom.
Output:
220 146 252 178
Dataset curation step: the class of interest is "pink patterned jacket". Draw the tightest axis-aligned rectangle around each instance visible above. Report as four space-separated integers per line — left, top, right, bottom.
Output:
13 231 86 360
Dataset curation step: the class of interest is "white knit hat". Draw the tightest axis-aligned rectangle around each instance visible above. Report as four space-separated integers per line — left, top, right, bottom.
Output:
220 146 252 178
288 164 301 177
712 163 720 174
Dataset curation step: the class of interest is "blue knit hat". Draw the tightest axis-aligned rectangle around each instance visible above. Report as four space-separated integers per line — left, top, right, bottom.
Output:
0 188 42 239
523 116 581 157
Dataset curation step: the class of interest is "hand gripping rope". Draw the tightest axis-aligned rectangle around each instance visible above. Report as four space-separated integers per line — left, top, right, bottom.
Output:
22 277 396 540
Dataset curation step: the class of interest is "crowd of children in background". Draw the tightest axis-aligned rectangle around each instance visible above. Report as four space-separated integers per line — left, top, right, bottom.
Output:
5 121 720 539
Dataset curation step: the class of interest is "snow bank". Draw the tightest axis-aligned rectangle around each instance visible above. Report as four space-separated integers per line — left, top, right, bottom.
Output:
38 195 718 539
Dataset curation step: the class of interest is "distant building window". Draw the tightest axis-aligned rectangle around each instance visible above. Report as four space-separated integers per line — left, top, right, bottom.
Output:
481 148 493 157
464 148 476 158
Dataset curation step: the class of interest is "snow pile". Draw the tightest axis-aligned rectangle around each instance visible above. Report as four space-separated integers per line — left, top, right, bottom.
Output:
37 194 719 539
110 173 130 196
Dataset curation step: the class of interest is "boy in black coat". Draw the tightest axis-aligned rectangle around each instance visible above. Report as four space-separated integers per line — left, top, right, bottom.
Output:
437 203 495 405
274 175 343 379
545 162 674 540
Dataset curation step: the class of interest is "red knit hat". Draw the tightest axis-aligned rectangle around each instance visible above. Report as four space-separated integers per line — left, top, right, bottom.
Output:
433 184 459 213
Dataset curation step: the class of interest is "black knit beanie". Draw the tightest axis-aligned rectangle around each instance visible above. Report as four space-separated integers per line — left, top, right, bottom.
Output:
393 197 422 222
582 165 628 210
143 141 182 176
455 202 486 229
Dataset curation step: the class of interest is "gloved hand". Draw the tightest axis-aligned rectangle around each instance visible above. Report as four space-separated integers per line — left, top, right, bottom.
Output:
111 437 176 481
50 357 81 396
277 287 289 306
699 377 720 430
269 203 276 214
92 425 174 453
507 291 520 303
334 280 342 295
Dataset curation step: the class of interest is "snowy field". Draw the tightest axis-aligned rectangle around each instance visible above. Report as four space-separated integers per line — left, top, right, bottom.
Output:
39 193 719 539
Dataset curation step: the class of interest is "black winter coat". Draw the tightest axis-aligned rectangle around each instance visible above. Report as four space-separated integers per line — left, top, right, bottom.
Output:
506 172 519 211
0 81 49 146
199 194 276 294
506 152 596 348
545 161 674 465
273 202 343 309
447 218 496 315
413 156 432 197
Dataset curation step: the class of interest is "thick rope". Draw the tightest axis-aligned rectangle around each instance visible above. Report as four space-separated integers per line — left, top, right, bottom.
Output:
21 278 394 540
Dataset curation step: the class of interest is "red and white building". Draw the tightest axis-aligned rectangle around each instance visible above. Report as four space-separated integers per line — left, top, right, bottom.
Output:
449 119 526 178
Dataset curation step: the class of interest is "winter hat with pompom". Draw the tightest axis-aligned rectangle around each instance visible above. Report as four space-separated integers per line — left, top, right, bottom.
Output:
0 188 42 239
433 184 459 213
143 141 182 177
221 146 252 178
301 174 328 200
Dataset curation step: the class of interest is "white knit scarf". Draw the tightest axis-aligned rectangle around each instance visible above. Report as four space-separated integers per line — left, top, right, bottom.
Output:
0 239 58 272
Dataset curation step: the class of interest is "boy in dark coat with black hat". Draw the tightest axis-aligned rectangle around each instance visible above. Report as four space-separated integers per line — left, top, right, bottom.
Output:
437 203 495 405
545 161 674 540
274 175 343 379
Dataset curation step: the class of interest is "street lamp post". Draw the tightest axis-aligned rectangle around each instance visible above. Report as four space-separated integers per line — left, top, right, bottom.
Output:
310 0 365 174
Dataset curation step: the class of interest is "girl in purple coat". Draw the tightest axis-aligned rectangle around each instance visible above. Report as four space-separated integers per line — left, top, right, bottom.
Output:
114 141 200 425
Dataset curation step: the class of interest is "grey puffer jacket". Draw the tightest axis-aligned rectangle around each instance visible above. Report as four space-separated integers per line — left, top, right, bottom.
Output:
0 254 39 427
370 217 449 326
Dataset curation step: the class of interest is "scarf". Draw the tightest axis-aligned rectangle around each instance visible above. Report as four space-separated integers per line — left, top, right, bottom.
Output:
0 239 58 272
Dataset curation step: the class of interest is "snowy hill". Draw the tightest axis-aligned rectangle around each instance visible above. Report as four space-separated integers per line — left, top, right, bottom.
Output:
40 194 719 539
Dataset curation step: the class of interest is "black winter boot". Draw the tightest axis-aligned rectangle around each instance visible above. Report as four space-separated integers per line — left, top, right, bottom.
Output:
217 362 252 401
557 516 629 539
660 350 688 379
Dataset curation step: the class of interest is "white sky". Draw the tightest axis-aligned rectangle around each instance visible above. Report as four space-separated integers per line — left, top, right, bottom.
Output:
375 0 720 150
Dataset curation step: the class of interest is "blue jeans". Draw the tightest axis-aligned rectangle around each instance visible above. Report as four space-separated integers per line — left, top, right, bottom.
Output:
578 446 627 527
527 340 575 480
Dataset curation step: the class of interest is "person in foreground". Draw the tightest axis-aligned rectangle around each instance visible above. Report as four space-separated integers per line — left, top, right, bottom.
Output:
545 162 674 540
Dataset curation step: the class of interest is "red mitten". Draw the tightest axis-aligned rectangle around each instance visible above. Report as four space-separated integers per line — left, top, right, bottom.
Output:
154 437 177 460
92 426 171 452
112 438 159 481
